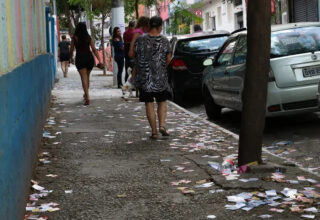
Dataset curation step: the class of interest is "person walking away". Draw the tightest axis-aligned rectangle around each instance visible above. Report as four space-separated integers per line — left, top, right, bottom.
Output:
128 17 150 97
193 24 202 33
112 27 125 88
128 16 150 59
134 16 171 140
70 22 104 105
123 21 135 82
58 35 70 77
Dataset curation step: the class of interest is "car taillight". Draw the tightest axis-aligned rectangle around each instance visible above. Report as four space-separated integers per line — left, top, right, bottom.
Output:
268 104 281 112
172 59 187 70
269 67 275 82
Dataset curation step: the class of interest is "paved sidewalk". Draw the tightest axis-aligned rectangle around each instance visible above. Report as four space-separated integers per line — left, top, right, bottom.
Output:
25 67 320 219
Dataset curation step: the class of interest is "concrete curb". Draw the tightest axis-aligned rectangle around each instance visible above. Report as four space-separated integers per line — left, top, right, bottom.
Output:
168 101 320 178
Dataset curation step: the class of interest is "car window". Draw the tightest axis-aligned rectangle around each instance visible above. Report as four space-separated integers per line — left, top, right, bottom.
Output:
271 26 320 58
233 36 247 65
177 36 228 53
171 39 176 53
216 38 237 66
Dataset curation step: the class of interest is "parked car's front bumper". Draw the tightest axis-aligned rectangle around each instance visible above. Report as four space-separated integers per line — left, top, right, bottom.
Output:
266 82 319 116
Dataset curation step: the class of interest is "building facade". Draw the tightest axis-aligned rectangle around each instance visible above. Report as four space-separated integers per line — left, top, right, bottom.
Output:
289 0 320 22
200 0 247 33
0 0 55 219
159 0 171 34
200 0 320 33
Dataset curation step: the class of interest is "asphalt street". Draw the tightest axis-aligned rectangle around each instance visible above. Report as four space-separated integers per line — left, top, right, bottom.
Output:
183 95 320 176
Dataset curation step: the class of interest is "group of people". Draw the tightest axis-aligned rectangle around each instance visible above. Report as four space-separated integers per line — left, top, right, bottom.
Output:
58 16 171 139
112 16 150 88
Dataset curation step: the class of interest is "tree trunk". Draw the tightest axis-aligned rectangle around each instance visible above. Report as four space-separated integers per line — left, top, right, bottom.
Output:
66 4 73 36
101 14 107 75
70 10 79 27
238 1 271 166
89 4 95 39
275 0 281 24
135 0 139 19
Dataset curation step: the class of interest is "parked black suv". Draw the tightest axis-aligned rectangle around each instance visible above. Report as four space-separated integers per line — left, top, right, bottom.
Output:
168 31 230 104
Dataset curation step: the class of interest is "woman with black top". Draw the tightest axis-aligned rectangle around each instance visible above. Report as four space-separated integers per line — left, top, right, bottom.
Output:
112 27 125 88
58 35 70 78
70 22 103 105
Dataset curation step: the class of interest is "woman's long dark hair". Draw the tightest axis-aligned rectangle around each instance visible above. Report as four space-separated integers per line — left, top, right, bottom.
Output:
74 22 90 43
112 27 122 42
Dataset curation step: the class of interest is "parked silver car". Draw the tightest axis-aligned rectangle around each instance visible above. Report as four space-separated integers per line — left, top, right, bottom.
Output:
203 22 320 119
318 80 320 108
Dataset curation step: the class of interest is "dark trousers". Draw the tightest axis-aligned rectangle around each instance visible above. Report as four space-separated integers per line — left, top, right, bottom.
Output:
115 57 124 87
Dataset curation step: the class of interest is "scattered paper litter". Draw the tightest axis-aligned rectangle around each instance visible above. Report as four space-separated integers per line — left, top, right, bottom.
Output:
307 179 318 183
32 185 45 191
281 188 297 198
225 175 239 181
117 194 127 198
46 174 58 178
42 131 56 139
298 176 307 181
239 178 259 182
269 208 284 213
207 215 216 219
208 161 220 170
209 189 224 194
26 202 59 213
301 215 315 219
177 187 195 194
195 182 214 188
259 214 273 219
227 195 246 203
171 180 191 186
65 190 73 194
225 203 246 210
265 190 277 197
242 207 254 211
304 207 318 213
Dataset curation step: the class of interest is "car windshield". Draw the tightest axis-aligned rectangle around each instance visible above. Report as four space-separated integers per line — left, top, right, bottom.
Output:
178 36 228 53
271 26 320 58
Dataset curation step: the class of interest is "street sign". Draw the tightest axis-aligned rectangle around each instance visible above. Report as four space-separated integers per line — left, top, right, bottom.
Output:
194 9 202 17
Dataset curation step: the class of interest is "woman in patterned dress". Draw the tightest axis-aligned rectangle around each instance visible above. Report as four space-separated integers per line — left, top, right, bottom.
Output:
134 16 172 140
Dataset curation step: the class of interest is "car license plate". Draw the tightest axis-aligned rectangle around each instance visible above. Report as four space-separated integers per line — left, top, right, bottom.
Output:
302 65 320 77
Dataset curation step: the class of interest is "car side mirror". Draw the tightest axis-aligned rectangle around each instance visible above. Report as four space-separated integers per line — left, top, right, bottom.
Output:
203 58 214 66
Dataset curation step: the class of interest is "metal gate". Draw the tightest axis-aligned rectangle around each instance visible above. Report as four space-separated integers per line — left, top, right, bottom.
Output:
292 0 319 22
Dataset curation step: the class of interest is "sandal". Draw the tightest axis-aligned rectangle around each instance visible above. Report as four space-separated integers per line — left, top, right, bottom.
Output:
150 133 158 140
84 99 90 105
159 126 170 136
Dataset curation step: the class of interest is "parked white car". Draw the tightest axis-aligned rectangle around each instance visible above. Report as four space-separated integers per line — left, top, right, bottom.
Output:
318 80 320 108
203 22 320 118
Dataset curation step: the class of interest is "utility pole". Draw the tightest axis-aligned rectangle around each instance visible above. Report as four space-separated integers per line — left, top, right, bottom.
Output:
242 0 247 28
52 0 58 80
238 0 271 166
53 0 57 15
111 0 125 86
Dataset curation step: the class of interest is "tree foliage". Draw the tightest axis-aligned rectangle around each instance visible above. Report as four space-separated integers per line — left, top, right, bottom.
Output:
124 0 159 22
166 0 203 35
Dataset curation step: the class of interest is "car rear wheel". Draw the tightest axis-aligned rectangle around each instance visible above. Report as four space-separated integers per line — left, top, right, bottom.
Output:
203 86 221 119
